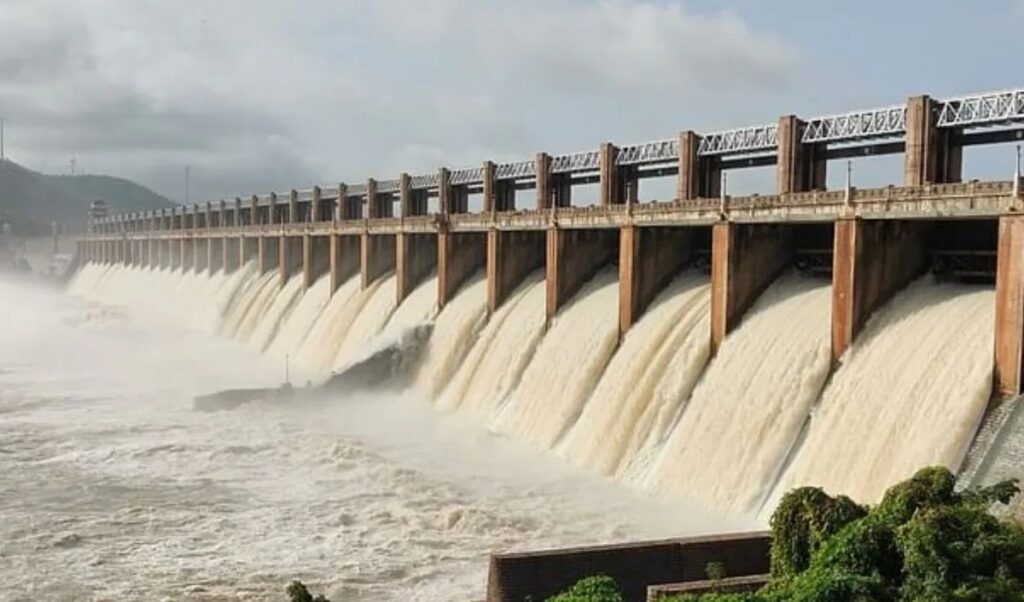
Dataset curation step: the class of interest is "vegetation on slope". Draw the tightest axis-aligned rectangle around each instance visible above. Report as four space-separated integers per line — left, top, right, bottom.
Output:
0 160 172 234
546 467 1023 602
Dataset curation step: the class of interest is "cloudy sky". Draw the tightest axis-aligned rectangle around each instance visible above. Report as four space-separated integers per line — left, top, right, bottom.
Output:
2 0 1023 202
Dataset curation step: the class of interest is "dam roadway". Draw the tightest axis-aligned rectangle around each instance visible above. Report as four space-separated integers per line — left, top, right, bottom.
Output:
84 88 1024 399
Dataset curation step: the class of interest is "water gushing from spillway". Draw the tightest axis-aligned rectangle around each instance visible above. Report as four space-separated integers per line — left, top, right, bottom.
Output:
490 269 620 449
765 276 995 512
641 273 833 515
558 273 711 477
436 272 546 418
65 261 1000 526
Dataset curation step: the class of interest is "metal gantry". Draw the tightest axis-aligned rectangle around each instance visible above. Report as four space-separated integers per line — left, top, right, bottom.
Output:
409 173 439 190
697 124 778 156
495 160 535 180
550 150 600 173
802 106 907 144
615 139 677 166
449 167 484 186
96 87 1024 227
937 89 1024 129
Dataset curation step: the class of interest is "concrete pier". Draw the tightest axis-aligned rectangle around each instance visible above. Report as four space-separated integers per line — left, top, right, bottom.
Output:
995 215 1024 398
618 226 699 337
438 229 485 308
487 229 545 314
830 219 929 362
546 228 618 320
710 223 792 355
397 233 437 303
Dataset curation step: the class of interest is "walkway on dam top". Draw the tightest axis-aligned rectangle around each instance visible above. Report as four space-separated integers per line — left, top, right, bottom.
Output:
90 88 1024 235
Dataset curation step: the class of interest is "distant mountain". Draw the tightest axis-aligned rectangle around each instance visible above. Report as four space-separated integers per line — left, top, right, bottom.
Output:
0 160 174 235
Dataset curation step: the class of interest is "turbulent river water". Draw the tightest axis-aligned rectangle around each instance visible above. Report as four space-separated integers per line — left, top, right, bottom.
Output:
0 275 744 602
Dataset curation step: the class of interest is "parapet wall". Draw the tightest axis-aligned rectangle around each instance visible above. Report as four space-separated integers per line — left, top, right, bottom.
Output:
485 531 771 602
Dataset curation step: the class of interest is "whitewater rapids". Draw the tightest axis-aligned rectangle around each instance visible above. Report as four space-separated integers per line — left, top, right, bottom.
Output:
0 268 741 602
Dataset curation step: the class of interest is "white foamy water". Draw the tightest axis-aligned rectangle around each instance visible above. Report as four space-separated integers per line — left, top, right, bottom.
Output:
436 272 546 418
1 268 743 601
413 274 488 400
560 273 711 477
333 275 398 370
293 276 365 376
768 277 995 509
248 274 305 352
384 274 439 335
266 275 332 363
643 273 832 515
491 270 620 450
224 270 282 341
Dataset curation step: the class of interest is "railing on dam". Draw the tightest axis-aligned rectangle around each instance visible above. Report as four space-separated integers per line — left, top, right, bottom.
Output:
87 87 1024 237
87 179 1021 240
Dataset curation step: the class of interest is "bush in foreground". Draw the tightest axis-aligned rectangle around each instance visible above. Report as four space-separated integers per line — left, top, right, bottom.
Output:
546 467 1023 602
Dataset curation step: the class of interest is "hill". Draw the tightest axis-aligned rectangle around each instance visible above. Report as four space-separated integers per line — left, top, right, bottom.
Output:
0 160 174 235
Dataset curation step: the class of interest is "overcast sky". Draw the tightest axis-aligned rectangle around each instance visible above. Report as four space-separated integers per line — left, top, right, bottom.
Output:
2 0 1023 203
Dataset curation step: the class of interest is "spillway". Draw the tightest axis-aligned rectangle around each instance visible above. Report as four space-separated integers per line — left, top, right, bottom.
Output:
413 274 488 400
65 258 1005 525
248 275 305 353
266 275 332 363
436 272 546 418
643 273 832 515
332 274 398 370
767 276 995 510
559 273 711 477
491 269 620 450
292 277 364 376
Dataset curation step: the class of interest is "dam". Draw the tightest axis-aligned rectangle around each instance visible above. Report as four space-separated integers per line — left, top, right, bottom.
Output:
75 88 1024 521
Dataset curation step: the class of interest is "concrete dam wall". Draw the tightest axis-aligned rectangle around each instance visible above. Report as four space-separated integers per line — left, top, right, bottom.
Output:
72 89 1024 519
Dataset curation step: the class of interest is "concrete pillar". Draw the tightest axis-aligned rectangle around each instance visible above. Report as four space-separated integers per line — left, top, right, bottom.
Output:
904 95 962 186
399 174 412 218
330 234 360 294
487 229 546 314
994 215 1024 398
777 115 826 194
831 218 930 363
397 233 438 303
302 234 314 290
361 233 396 289
677 131 721 201
367 179 379 219
279 235 301 284
438 229 486 308
483 161 497 214
438 168 452 216
710 222 793 354
599 143 621 205
535 153 552 210
619 226 695 337
258 236 269 274
269 193 278 225
289 190 298 223
207 236 217 273
546 227 618 320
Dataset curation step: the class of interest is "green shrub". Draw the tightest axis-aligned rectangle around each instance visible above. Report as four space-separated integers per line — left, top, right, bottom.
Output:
557 467 1023 602
545 574 624 602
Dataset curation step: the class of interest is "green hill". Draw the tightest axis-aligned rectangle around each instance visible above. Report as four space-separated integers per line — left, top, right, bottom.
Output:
0 160 174 235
